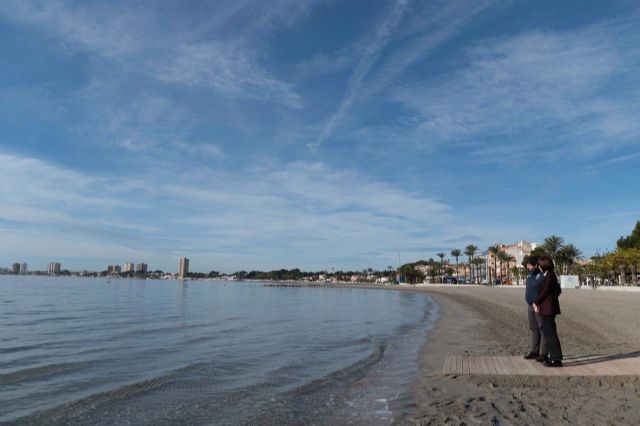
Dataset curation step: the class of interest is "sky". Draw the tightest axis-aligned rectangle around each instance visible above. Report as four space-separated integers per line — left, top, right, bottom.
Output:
1 0 639 273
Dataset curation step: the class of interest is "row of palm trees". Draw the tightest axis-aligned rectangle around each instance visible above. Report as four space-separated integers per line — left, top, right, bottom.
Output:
443 236 584 284
437 245 486 283
441 244 517 283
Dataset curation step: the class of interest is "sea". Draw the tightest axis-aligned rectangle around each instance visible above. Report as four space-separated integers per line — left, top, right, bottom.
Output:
0 276 438 425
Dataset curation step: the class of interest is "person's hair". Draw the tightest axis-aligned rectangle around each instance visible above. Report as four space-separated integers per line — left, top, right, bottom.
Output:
538 255 554 272
526 256 538 266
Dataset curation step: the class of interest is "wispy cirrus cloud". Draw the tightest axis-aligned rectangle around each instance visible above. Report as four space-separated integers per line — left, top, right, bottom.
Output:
360 0 501 100
388 23 640 160
308 0 410 150
0 0 307 154
156 40 302 108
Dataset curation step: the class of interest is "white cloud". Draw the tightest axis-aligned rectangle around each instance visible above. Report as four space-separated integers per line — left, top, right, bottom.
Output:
391 26 640 158
0 0 304 113
360 0 502 100
156 40 301 108
0 153 141 226
309 0 409 150
0 0 149 57
0 152 461 270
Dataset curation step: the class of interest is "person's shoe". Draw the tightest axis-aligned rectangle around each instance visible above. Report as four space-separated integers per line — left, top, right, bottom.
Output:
536 355 548 363
543 360 563 368
524 352 538 360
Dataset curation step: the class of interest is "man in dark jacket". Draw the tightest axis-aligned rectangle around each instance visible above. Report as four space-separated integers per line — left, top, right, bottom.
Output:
523 257 547 361
533 255 563 367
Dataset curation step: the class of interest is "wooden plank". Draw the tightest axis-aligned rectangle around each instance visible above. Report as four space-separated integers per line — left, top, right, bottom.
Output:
568 364 594 376
472 356 482 374
601 358 631 375
500 357 515 375
451 355 460 374
443 354 640 377
480 356 491 374
442 356 451 374
449 355 457 374
518 358 540 375
596 360 619 376
513 357 532 376
502 356 519 375
615 357 640 375
486 356 498 375
576 360 600 376
509 357 525 376
463 356 471 375
467 356 477 374
493 356 507 375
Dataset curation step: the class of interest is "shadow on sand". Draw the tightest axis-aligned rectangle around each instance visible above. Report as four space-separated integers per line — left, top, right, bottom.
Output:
563 351 640 366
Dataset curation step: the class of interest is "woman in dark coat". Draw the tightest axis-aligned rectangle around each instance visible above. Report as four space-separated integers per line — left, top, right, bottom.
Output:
533 255 563 367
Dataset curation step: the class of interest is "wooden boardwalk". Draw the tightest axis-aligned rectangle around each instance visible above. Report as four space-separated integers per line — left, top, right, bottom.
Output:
443 353 640 376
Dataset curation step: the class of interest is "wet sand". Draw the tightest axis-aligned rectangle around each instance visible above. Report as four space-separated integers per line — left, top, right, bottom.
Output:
407 286 640 425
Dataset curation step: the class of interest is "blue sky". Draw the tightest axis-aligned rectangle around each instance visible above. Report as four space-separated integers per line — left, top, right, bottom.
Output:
1 0 639 273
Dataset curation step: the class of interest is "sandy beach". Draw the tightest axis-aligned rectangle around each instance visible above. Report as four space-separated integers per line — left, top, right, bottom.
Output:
404 286 640 425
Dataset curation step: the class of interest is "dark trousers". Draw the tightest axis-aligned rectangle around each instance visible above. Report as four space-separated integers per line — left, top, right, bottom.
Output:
540 315 563 361
527 305 547 355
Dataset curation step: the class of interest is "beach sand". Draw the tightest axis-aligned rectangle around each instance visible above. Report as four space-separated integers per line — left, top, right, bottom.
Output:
406 286 640 425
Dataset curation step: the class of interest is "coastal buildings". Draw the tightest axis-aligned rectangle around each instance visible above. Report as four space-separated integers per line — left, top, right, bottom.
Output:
503 241 537 266
123 263 135 273
178 257 189 278
485 240 537 283
47 262 61 275
136 263 148 274
107 265 121 274
12 263 20 274
19 263 28 275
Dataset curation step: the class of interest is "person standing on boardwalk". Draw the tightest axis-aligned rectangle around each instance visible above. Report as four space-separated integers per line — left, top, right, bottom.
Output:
533 255 563 367
523 256 547 362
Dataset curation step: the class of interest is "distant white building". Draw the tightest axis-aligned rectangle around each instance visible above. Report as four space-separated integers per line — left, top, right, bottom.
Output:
123 263 135 273
178 257 189 278
485 240 538 283
19 263 28 275
47 262 61 274
503 240 536 266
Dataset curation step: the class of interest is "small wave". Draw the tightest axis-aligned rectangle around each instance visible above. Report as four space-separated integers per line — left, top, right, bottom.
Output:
289 343 385 397
6 362 209 424
0 360 99 385
0 344 45 354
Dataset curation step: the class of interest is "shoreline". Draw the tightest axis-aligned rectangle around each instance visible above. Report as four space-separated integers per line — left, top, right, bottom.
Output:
258 281 640 423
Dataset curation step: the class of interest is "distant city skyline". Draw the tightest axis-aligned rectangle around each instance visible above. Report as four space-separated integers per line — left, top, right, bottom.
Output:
1 1 639 273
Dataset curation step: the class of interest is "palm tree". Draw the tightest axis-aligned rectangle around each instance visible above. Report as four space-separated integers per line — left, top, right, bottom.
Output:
496 251 508 282
488 244 501 284
464 245 478 283
508 255 516 281
504 253 517 280
451 249 462 280
471 257 485 284
558 244 582 274
436 252 446 282
510 266 525 285
543 235 565 265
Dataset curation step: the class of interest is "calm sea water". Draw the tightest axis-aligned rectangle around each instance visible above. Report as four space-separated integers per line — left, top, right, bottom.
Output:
0 276 436 425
